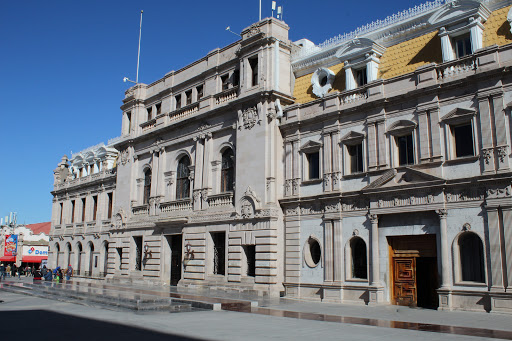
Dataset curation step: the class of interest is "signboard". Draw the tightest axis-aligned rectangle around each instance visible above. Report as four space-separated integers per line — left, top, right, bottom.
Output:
22 245 49 257
4 234 18 256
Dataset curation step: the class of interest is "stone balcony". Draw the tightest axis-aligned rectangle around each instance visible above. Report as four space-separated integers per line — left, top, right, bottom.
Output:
207 192 234 208
53 168 117 191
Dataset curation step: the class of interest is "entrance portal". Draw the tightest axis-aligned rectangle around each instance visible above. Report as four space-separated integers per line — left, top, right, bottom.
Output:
388 235 438 308
168 235 182 286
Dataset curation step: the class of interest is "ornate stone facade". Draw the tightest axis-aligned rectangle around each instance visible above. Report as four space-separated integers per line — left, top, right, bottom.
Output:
50 0 512 312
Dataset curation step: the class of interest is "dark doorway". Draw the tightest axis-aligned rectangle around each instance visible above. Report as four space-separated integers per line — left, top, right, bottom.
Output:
134 237 143 271
169 235 182 286
388 234 438 309
416 257 439 308
212 232 226 275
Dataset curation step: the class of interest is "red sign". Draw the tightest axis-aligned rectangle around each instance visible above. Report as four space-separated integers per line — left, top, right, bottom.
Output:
4 234 18 256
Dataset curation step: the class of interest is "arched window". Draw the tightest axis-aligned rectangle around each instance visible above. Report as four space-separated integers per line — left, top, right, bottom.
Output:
459 232 485 282
221 149 234 192
143 169 151 205
176 156 191 200
350 237 367 279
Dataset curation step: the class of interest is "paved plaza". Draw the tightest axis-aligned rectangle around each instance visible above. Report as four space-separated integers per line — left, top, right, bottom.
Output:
1 277 512 340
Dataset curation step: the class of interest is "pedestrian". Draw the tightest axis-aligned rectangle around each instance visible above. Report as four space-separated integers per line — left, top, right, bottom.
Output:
66 264 73 281
44 268 52 281
6 264 11 277
0 263 5 281
11 264 16 278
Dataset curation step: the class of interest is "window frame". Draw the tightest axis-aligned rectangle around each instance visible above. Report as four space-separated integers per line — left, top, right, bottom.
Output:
176 155 191 200
454 231 486 285
341 131 366 176
387 120 417 168
441 108 477 161
300 140 323 182
220 149 235 193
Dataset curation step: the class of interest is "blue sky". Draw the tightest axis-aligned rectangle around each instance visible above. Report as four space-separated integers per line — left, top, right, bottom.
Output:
0 0 428 224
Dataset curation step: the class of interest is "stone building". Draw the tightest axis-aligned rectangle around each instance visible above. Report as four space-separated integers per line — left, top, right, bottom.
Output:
50 0 512 313
50 142 118 277
0 222 51 267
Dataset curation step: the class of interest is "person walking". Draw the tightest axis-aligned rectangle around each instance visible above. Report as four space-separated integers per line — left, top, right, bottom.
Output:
6 264 11 277
0 263 5 281
66 265 73 281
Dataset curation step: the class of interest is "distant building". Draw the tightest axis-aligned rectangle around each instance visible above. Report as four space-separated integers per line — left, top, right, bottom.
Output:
50 0 512 313
0 222 50 267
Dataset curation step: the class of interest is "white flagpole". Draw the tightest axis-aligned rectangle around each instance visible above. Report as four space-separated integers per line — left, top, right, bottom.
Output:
136 10 143 83
259 0 261 21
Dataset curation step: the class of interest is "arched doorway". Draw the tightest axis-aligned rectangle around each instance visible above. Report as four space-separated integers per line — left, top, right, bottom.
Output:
54 243 61 269
88 242 95 276
65 243 72 269
76 242 83 275
102 241 109 277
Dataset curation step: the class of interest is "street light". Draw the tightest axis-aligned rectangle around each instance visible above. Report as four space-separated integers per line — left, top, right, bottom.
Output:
123 77 137 84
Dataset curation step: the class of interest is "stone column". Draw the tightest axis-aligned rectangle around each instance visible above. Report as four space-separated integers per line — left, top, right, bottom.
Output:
324 220 334 283
193 137 204 210
322 133 332 192
487 207 504 290
333 219 343 282
478 95 495 173
367 122 378 171
376 120 387 169
436 209 451 288
369 214 380 286
502 207 512 290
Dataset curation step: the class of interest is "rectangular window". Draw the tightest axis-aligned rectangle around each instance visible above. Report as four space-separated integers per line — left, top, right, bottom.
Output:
71 200 75 223
156 103 161 115
249 57 258 87
306 152 320 180
59 203 63 225
453 33 472 58
355 68 367 87
107 192 113 219
126 111 131 134
348 143 363 174
451 123 474 158
212 232 226 275
185 90 192 105
92 195 98 221
232 69 240 87
175 94 182 110
196 85 204 100
82 198 86 222
221 74 229 91
147 107 152 121
396 134 414 166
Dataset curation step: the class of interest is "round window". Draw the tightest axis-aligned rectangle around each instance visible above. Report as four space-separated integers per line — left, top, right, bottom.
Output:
304 236 322 268
311 67 335 98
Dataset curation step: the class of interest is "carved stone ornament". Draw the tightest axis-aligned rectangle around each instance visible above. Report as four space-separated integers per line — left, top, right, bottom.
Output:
240 198 255 219
481 148 492 165
462 223 471 231
436 209 448 219
113 208 126 229
311 67 335 98
353 229 359 236
497 146 508 163
368 213 378 223
240 106 259 130
247 24 261 37
120 148 130 165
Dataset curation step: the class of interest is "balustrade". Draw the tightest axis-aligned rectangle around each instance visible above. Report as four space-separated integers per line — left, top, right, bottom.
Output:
215 87 238 105
207 192 234 208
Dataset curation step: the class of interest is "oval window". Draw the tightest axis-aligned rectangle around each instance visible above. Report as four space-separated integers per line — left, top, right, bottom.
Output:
304 236 322 268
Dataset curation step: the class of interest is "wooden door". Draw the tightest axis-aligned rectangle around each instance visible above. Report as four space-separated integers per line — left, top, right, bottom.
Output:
393 257 417 307
170 235 182 286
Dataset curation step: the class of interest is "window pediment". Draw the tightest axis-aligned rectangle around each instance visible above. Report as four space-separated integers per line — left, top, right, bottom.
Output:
441 107 476 124
386 120 417 136
300 140 323 153
340 131 365 144
335 38 385 62
428 0 490 27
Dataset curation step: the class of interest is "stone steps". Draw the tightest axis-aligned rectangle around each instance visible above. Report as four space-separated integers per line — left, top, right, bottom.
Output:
0 282 193 313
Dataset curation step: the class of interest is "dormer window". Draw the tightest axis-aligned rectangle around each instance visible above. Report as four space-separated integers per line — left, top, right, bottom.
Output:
453 33 472 58
336 38 385 91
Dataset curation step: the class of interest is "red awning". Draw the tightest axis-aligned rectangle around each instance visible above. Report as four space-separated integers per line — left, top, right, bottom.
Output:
20 256 47 263
0 256 16 262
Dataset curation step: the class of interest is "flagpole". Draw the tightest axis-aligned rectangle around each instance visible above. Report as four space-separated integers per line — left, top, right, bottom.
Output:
259 0 261 21
136 10 143 83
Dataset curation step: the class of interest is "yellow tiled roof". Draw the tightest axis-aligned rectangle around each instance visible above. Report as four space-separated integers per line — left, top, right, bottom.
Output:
292 6 512 105
378 31 443 80
483 5 512 47
293 62 345 104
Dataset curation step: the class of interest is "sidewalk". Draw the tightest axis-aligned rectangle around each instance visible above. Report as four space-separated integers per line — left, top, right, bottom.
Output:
2 276 512 340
